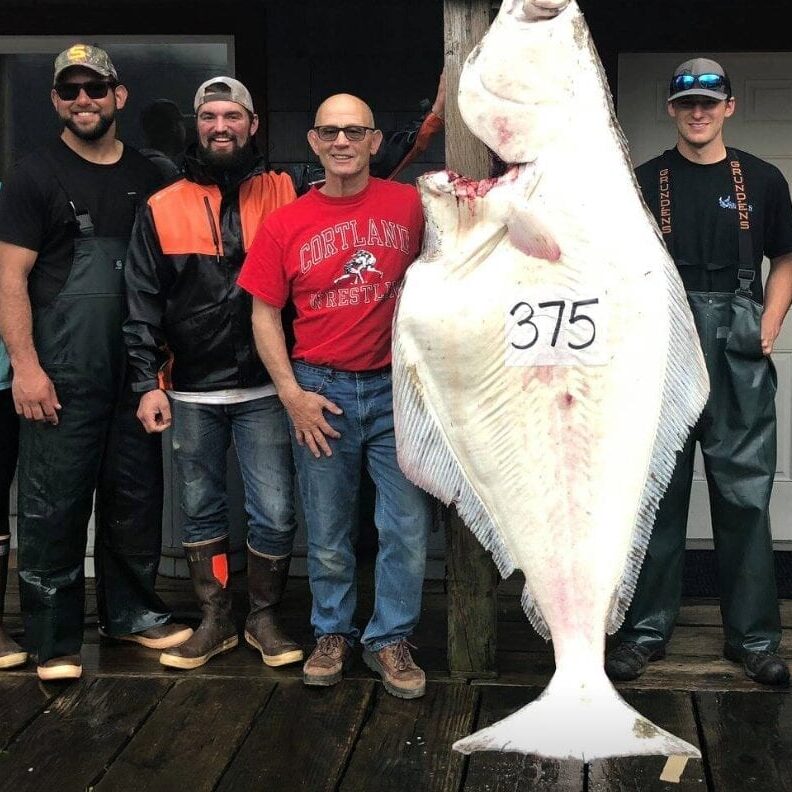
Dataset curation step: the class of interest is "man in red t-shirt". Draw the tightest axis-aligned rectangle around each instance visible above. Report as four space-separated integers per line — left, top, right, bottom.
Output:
238 93 431 699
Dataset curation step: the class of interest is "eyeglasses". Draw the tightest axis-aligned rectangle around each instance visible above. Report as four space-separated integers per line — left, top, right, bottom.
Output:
670 73 729 95
54 81 116 101
312 125 375 142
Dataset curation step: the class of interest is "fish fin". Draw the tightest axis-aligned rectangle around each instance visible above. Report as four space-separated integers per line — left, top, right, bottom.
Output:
607 257 710 634
453 667 701 761
392 337 518 583
521 582 551 642
506 200 561 262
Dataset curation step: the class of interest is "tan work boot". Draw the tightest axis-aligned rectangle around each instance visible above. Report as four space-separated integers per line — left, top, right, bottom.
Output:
37 654 82 682
160 537 238 670
101 622 194 650
303 634 352 686
0 534 27 669
0 625 26 670
363 639 426 699
244 548 303 667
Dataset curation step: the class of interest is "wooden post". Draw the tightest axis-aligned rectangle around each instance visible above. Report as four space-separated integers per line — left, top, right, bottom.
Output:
443 0 500 678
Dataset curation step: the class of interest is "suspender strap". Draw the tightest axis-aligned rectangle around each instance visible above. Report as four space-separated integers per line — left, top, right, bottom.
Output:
44 149 95 238
726 148 755 295
657 148 755 295
658 151 675 258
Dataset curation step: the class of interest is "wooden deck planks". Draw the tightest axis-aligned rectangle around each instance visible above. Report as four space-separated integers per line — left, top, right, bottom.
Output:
588 690 705 791
462 686 585 792
216 679 374 792
0 677 171 792
696 691 792 792
340 681 475 792
45 639 450 683
2 576 790 791
487 650 791 692
0 677 57 749
94 677 275 792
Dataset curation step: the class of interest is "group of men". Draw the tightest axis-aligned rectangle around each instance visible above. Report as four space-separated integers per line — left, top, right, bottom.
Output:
0 44 788 691
0 43 442 696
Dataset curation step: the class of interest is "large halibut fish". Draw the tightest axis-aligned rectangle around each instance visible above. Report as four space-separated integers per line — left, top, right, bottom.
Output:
392 0 709 761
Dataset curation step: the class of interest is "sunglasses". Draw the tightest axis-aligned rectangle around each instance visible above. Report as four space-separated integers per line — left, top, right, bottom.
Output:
54 81 116 101
312 125 375 142
670 73 729 95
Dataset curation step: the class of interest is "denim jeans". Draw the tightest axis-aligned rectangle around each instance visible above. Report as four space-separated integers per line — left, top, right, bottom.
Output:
291 362 431 652
171 395 296 557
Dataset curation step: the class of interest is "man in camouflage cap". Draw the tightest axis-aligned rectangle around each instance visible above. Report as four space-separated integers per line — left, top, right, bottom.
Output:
53 43 119 83
0 43 191 681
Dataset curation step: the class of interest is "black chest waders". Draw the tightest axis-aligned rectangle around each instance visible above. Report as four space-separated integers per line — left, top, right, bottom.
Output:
617 150 781 656
17 174 170 663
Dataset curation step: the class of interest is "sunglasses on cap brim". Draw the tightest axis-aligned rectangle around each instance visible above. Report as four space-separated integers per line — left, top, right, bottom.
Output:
670 73 730 96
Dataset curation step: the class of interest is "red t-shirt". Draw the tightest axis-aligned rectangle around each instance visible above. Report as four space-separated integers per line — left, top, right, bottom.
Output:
238 177 424 371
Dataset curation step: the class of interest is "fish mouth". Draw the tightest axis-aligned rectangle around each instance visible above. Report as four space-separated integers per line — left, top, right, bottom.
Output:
506 0 570 22
420 165 524 199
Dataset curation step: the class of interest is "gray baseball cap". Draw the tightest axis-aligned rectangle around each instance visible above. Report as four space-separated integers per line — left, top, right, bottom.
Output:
193 77 255 114
54 44 118 83
668 58 732 103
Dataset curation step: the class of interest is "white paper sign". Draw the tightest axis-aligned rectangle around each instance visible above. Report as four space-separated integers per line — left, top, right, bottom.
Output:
505 290 609 367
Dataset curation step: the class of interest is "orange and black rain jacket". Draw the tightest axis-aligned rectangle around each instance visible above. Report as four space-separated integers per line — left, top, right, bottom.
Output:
123 148 297 393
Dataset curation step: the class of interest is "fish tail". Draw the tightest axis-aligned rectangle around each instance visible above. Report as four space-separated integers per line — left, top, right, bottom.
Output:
453 667 700 762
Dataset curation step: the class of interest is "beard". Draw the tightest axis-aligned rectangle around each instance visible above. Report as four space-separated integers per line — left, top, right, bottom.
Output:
63 112 115 142
198 137 253 170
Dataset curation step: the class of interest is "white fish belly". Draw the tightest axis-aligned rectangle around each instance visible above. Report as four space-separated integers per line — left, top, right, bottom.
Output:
397 230 669 646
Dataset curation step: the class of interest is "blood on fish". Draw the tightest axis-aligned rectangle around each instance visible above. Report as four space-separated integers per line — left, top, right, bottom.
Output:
534 366 555 384
521 367 555 389
494 116 515 146
449 173 501 200
559 392 575 409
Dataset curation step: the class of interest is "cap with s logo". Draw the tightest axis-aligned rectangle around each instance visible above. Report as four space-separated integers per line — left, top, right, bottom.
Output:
54 44 118 83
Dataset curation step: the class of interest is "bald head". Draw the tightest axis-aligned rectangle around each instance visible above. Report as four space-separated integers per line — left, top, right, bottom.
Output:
314 93 375 128
308 93 382 195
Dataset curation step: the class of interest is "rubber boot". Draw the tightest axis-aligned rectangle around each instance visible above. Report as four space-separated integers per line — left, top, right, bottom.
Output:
0 535 28 669
159 537 238 670
244 548 303 667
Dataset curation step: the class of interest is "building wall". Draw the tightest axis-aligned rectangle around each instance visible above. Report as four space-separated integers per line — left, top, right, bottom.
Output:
261 0 445 179
0 1 446 175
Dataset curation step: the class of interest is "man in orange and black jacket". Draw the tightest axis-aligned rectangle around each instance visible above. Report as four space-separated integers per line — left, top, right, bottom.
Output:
123 75 443 672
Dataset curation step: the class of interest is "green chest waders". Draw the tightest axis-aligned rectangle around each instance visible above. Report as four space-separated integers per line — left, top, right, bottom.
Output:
619 152 781 655
17 190 169 664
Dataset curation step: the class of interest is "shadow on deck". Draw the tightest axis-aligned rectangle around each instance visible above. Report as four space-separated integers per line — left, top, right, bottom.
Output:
1 574 790 791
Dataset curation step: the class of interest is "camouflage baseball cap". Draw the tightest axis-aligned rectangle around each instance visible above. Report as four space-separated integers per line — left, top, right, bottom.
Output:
54 44 118 83
194 77 255 114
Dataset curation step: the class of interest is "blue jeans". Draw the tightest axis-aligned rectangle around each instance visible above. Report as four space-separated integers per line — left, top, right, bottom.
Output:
171 396 296 556
291 362 431 652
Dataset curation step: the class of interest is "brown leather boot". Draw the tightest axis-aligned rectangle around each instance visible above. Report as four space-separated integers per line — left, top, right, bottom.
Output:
303 634 352 686
244 548 303 667
363 639 426 699
159 537 238 670
0 535 27 669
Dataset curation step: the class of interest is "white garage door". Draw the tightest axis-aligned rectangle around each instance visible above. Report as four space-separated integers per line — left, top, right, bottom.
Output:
617 52 792 547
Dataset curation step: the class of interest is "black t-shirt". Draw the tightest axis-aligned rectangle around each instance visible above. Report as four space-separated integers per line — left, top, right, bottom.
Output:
0 138 163 307
636 146 792 303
